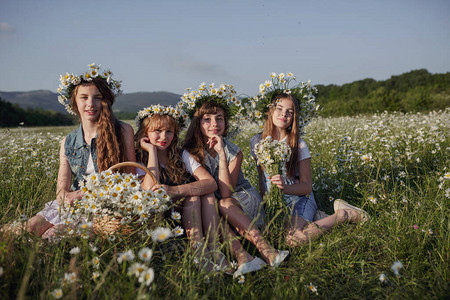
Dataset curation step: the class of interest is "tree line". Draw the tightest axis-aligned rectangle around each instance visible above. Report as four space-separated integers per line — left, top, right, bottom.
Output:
0 98 75 127
315 69 450 116
1 69 449 126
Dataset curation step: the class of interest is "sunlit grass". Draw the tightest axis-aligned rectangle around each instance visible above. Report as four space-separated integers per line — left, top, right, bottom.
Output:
0 109 449 299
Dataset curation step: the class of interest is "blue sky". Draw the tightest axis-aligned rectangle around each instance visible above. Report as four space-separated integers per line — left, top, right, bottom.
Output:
0 0 449 96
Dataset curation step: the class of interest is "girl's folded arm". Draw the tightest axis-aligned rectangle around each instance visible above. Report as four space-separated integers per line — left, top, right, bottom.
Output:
167 166 217 198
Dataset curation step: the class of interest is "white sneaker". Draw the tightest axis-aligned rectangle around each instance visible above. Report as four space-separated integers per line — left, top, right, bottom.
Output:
233 257 267 278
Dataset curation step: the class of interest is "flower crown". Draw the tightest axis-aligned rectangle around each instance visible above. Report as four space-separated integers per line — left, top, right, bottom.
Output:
178 82 243 118
135 104 188 128
57 63 122 114
250 72 320 133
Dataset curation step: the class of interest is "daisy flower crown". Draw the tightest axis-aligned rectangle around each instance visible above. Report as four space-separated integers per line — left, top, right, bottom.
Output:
135 104 188 128
250 72 320 133
177 82 244 119
57 63 122 115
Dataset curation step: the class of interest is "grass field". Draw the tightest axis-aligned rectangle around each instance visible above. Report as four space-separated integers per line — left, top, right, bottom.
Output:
0 109 449 299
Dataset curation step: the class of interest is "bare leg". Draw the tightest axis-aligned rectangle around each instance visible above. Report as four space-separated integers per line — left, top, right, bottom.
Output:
221 220 254 266
26 215 54 237
286 209 363 246
41 224 66 239
200 193 230 269
182 196 204 246
219 197 279 265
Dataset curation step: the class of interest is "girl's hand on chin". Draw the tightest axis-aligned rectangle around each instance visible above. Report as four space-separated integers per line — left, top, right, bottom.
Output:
270 174 286 189
140 137 156 152
207 136 224 152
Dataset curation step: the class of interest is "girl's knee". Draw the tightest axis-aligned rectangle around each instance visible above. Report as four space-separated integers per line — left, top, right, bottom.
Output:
27 215 53 237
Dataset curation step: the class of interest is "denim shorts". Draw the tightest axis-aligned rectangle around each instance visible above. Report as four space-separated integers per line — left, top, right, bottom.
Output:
284 192 317 222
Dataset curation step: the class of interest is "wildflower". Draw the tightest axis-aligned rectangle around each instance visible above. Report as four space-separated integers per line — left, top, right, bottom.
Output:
69 247 80 255
171 211 181 221
128 262 146 277
361 153 372 162
138 247 153 262
139 268 155 286
89 243 98 252
422 229 433 235
92 271 101 280
172 226 184 237
237 275 245 284
62 272 77 286
306 282 318 295
92 256 100 269
117 250 135 264
151 227 173 242
379 273 387 283
391 261 403 276
369 196 377 204
79 221 93 230
413 225 419 230
51 288 63 299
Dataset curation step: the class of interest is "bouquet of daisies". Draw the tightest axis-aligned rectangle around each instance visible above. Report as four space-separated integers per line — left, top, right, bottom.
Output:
61 170 172 237
253 136 291 229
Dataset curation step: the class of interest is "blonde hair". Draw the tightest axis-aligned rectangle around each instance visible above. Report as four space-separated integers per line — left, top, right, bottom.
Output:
70 78 127 172
262 93 300 179
135 114 187 185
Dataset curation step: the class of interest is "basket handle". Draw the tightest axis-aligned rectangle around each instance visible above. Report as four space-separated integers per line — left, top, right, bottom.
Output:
108 162 158 186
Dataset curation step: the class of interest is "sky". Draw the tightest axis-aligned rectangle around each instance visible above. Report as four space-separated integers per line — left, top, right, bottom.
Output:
0 0 449 97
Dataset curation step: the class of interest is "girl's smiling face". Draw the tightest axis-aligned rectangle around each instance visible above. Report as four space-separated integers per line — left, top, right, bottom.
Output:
146 120 175 151
200 109 226 138
272 97 294 130
75 84 103 123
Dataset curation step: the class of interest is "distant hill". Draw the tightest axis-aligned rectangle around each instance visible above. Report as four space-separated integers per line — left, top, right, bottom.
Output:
0 90 182 115
1 69 449 119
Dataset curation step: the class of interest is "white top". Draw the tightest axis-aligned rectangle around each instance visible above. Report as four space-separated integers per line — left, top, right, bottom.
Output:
85 152 95 174
182 150 201 175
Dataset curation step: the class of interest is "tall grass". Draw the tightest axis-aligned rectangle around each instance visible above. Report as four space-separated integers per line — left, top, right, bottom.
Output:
0 110 449 299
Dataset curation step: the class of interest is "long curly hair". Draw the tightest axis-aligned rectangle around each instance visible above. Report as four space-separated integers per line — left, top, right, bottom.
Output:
262 93 300 179
135 114 188 185
182 101 230 165
70 78 127 172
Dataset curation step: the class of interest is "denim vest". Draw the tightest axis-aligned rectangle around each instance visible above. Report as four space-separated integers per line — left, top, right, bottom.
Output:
64 125 98 191
204 138 253 199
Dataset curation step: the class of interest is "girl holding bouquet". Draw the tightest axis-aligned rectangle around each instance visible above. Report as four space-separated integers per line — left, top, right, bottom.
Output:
180 83 289 277
7 64 136 238
250 73 368 247
134 105 231 273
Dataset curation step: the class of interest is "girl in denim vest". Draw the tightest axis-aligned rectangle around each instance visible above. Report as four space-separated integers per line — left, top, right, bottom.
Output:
181 96 289 278
250 91 368 247
134 105 233 273
13 64 136 239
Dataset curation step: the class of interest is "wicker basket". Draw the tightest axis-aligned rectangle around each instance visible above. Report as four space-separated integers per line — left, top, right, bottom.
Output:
93 162 160 236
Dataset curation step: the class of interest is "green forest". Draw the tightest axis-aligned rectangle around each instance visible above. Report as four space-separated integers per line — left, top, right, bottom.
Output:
316 69 450 116
0 98 74 127
1 69 449 127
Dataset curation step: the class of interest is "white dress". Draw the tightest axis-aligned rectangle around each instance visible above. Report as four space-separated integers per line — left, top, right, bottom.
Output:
37 153 95 225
